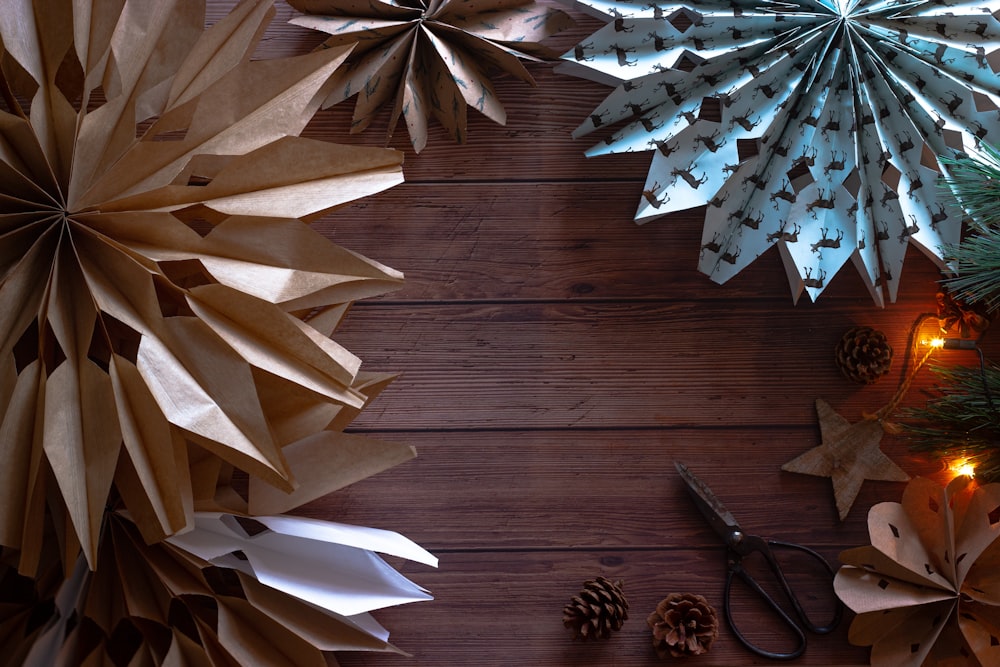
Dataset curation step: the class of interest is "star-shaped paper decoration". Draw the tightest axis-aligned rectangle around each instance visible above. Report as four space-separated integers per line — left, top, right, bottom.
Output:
560 0 1000 305
14 512 436 666
288 0 574 152
782 399 909 520
835 476 1000 666
0 0 410 573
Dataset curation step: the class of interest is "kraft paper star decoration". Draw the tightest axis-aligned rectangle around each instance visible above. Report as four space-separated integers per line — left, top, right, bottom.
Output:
783 399 909 521
559 0 1000 305
0 0 412 575
835 476 1000 666
9 512 437 666
288 0 574 152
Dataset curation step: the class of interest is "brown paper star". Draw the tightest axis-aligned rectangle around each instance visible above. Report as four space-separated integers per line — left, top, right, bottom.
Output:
5 511 436 665
288 0 574 152
835 476 1000 666
0 0 410 574
782 399 910 521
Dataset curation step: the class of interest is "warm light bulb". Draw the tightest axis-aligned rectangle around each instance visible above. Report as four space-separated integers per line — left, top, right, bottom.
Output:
929 337 945 349
949 459 976 478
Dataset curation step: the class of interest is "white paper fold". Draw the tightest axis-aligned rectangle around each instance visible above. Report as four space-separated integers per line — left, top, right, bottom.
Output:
167 512 437 617
561 0 1000 304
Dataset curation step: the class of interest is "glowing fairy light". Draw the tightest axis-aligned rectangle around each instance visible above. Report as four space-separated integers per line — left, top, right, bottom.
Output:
949 459 976 479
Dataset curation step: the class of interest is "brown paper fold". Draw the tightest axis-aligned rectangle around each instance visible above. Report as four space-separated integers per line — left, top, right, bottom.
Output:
835 476 1000 666
166 0 276 109
0 0 412 572
9 510 423 665
289 0 574 151
110 355 193 545
249 431 416 516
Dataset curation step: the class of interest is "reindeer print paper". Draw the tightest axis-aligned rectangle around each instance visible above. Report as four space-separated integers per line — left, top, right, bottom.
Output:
560 0 1000 305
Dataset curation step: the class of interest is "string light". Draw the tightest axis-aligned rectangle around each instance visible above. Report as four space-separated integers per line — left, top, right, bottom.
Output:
917 326 993 414
873 314 993 482
949 458 976 479
904 306 995 483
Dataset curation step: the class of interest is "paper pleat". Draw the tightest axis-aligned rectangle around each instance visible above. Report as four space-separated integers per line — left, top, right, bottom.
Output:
0 0 412 572
560 0 999 303
836 477 1000 665
288 0 572 150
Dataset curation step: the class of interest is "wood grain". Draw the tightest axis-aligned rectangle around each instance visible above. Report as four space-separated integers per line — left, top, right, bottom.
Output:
317 183 947 302
294 429 944 551
332 550 871 666
333 300 964 431
204 2 983 665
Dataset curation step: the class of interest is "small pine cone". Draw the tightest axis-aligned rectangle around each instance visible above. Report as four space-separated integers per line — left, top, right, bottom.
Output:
562 577 629 641
937 288 992 338
834 326 893 384
647 593 719 659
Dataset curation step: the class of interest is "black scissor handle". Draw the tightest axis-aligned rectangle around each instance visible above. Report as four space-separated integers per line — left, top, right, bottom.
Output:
724 563 807 660
723 538 843 660
764 538 843 634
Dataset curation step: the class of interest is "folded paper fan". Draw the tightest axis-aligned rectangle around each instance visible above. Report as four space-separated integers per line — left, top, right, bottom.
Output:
0 550 55 666
835 476 1000 666
559 0 1000 305
0 0 410 574
16 512 436 666
288 0 574 152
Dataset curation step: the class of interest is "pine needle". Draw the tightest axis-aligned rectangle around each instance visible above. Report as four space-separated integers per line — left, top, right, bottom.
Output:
902 364 1000 482
941 143 1000 232
900 145 1000 478
940 144 1000 312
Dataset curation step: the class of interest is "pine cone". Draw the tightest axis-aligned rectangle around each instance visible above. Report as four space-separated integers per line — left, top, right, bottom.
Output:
562 577 629 641
834 326 893 384
647 593 719 659
937 288 991 339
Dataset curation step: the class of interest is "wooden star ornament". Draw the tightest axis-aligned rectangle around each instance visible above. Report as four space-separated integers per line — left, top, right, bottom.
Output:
782 399 910 521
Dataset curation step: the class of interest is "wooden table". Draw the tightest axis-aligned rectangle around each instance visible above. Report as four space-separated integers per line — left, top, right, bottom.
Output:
217 2 984 663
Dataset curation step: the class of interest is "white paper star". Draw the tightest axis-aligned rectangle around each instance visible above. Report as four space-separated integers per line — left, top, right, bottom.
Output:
561 0 1000 304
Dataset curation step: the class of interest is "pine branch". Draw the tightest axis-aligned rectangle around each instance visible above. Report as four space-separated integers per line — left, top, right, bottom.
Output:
902 146 1000 479
902 363 1000 481
941 143 1000 232
940 144 1000 312
942 226 1000 313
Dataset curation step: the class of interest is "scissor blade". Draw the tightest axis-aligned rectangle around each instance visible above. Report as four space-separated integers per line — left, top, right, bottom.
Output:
675 462 742 544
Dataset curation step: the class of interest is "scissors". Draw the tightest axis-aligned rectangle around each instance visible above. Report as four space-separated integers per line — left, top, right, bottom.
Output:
675 462 842 660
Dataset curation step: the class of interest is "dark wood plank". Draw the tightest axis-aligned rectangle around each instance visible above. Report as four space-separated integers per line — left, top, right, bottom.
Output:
332 550 870 666
320 183 949 302
320 183 740 302
333 299 973 430
296 429 947 551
